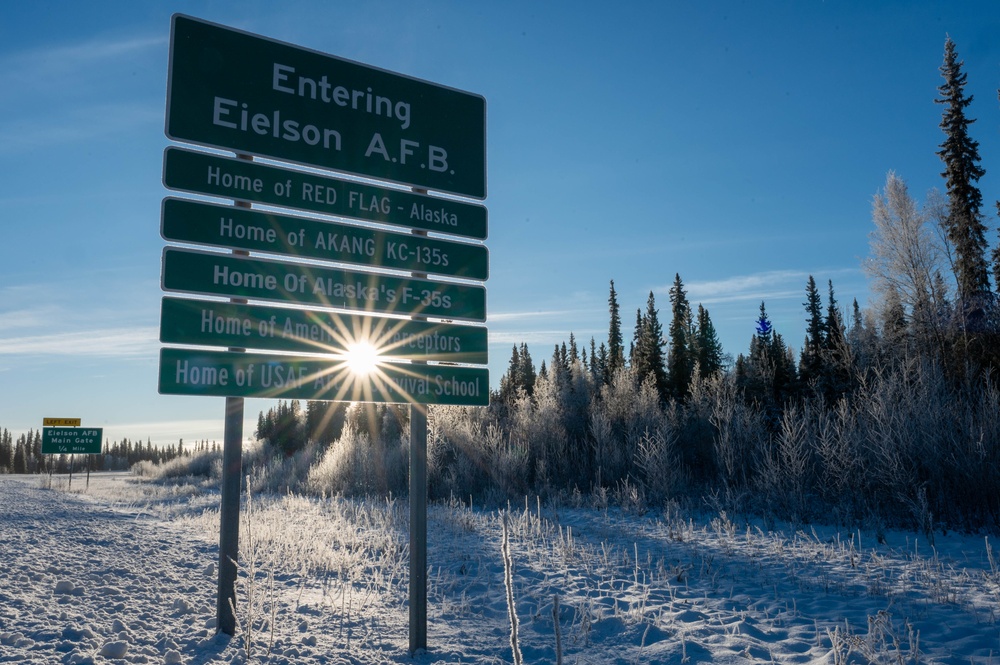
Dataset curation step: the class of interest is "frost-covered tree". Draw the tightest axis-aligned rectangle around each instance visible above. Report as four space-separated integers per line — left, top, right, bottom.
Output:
865 172 951 360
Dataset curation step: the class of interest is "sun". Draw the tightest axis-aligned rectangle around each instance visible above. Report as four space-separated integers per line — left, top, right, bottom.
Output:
344 341 380 376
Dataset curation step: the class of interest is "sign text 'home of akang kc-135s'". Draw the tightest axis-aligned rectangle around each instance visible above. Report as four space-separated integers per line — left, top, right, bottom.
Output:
160 197 489 281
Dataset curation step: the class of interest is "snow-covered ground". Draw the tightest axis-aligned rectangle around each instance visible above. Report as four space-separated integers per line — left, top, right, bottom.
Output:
1 473 999 664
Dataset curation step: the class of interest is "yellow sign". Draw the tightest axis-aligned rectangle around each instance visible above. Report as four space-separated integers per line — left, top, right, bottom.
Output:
43 418 81 427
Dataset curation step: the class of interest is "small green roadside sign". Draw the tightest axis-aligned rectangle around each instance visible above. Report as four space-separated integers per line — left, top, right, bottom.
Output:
158 347 489 405
160 297 488 364
161 247 487 322
166 15 486 198
161 197 489 281
42 427 103 455
163 147 487 240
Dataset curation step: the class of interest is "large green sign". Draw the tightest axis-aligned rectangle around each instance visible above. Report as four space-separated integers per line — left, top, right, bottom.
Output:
166 14 486 198
42 427 103 455
161 248 486 321
161 198 488 281
162 148 487 240
160 297 488 364
159 347 489 405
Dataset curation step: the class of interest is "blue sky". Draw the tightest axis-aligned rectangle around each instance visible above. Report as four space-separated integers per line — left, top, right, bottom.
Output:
2 1 1000 445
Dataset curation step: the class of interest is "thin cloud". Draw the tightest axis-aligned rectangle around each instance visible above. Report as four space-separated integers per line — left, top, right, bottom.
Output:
0 327 158 357
0 103 162 152
0 34 165 85
490 330 590 346
488 308 596 322
0 306 60 332
685 270 811 299
672 268 862 305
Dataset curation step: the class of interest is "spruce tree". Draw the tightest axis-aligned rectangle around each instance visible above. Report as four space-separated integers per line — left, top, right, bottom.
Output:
936 37 990 311
498 345 522 402
607 280 625 379
589 337 601 383
692 304 724 379
0 429 10 472
597 342 610 385
821 280 851 399
12 436 25 474
666 274 693 399
517 343 536 396
799 275 825 387
741 302 795 404
630 308 642 366
632 291 668 400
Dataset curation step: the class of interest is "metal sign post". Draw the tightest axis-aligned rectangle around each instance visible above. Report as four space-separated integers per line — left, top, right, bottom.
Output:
217 166 251 637
217 393 244 634
409 216 430 654
409 402 427 652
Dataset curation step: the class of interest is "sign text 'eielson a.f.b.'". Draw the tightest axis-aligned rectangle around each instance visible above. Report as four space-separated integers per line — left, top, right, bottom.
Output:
166 14 486 198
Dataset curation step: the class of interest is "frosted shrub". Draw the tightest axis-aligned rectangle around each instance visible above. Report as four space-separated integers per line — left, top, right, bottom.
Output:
247 440 320 495
678 371 721 482
709 377 767 501
755 402 816 522
634 423 682 504
813 398 866 524
483 423 529 501
590 369 663 489
132 449 221 481
428 405 491 500
306 423 407 497
509 375 570 490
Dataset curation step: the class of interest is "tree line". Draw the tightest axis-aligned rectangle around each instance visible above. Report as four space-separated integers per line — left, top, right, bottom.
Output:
0 430 214 474
19 38 1000 535
243 38 1000 533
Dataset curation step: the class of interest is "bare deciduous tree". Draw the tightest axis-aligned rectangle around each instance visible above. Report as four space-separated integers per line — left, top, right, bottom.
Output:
864 171 951 355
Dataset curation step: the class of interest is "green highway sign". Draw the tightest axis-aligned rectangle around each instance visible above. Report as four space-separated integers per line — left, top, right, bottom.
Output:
163 147 487 240
42 427 103 455
159 347 489 405
161 198 489 281
160 296 488 364
166 14 486 199
161 248 486 322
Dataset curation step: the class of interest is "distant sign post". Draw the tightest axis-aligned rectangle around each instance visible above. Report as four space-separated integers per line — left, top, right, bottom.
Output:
163 14 488 650
42 425 103 491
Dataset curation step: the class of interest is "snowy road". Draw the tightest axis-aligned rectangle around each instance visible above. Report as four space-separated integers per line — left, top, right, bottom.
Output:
2 473 1000 664
0 475 228 664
